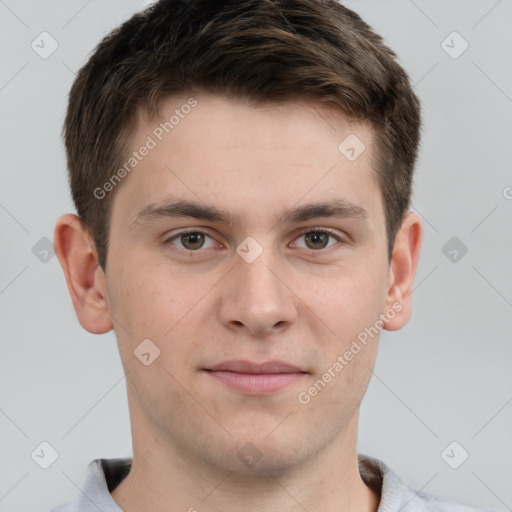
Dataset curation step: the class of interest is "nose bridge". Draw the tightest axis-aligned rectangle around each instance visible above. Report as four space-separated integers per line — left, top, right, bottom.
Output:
235 236 285 304
220 235 297 335
240 249 279 297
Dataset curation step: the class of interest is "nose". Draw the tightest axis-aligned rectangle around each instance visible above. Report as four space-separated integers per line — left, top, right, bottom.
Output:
218 245 298 338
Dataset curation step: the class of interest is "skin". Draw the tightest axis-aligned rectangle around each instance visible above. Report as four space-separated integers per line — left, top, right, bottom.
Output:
54 92 422 512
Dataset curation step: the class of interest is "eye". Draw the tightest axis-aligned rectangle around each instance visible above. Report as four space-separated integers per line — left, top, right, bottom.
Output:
164 227 345 254
292 228 344 252
165 229 217 251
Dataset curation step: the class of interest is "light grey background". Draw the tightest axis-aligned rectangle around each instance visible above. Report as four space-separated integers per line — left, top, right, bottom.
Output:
1 1 511 511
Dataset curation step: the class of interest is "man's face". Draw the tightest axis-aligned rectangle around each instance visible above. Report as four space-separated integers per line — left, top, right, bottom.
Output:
104 92 393 474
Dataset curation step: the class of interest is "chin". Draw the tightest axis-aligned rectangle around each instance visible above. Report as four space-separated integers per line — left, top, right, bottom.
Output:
212 435 313 478
229 450 305 478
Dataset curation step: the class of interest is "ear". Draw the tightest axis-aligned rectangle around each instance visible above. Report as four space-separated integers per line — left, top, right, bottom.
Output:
382 212 423 331
54 214 113 334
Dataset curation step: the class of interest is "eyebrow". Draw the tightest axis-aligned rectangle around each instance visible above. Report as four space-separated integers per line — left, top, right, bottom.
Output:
129 197 368 230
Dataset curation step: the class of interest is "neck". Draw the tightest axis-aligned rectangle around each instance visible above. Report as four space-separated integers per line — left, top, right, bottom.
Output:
111 404 380 512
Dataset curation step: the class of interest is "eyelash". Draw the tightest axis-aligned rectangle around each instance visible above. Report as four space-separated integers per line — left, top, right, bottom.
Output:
163 227 345 256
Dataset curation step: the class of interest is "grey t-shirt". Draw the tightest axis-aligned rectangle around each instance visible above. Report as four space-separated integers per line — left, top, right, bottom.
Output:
49 454 496 511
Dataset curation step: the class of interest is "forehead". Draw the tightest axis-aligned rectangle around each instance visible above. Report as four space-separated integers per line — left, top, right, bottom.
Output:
136 93 371 149
111 92 383 231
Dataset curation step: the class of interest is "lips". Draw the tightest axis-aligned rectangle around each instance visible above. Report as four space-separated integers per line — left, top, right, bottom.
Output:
204 360 307 394
206 360 306 374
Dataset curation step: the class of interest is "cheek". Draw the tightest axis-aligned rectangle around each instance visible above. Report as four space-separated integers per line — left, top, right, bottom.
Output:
108 258 177 329
301 267 387 398
105 262 173 375
107 260 217 373
308 266 387 330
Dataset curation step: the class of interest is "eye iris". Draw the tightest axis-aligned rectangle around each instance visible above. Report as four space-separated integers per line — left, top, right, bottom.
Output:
182 232 205 250
305 231 329 250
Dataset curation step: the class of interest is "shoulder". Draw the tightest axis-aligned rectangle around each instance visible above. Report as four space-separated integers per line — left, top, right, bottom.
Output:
48 458 129 512
399 486 496 512
48 504 75 512
358 454 498 512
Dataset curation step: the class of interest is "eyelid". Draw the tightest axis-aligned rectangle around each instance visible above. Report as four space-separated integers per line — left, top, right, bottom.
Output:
293 226 343 239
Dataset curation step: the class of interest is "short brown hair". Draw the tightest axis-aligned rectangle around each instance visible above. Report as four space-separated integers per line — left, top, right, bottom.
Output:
64 0 421 270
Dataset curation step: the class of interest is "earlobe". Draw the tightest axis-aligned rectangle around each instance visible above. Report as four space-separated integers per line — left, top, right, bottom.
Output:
54 214 113 334
382 212 423 331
